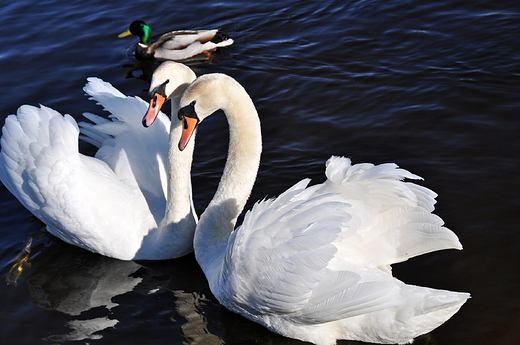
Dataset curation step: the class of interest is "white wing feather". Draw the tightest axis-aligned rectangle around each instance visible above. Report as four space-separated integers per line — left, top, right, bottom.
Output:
219 156 464 325
80 77 171 212
0 104 154 256
0 78 172 259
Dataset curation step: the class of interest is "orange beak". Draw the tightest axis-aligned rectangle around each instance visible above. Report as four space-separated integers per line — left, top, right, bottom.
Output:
179 116 198 151
143 93 166 127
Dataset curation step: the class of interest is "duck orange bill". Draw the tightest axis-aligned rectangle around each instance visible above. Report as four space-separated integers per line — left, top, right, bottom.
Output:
143 93 166 127
179 117 198 151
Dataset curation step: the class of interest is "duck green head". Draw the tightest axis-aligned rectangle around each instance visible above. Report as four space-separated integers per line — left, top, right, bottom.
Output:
118 20 152 46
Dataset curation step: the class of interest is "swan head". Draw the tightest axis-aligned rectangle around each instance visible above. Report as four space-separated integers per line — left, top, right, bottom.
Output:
143 62 197 127
177 101 200 151
177 73 240 151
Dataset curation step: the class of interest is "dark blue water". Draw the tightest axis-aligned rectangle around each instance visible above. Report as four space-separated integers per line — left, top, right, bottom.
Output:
1 0 519 343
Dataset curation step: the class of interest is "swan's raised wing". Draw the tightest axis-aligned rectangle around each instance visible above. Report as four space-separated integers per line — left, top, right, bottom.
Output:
218 156 463 322
323 156 462 272
219 178 403 321
0 104 156 259
79 77 171 222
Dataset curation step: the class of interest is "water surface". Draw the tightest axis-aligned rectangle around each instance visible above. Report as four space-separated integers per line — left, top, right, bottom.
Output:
0 0 519 344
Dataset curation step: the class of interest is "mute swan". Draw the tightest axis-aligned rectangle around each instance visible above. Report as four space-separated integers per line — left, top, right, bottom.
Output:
156 73 468 344
118 20 234 61
0 62 197 260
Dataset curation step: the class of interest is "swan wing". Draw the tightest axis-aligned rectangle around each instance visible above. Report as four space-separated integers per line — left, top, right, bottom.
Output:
219 156 463 322
322 156 463 272
79 77 171 220
0 104 155 258
219 178 403 321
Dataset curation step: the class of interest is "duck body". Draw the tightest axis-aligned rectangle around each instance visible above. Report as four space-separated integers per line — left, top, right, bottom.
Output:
0 63 198 260
119 20 234 61
170 73 470 344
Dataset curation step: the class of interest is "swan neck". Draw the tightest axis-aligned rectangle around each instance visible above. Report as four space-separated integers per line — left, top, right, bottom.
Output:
152 93 197 258
164 96 196 224
195 82 262 289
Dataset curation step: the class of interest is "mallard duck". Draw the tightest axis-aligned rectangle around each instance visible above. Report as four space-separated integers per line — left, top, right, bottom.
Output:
118 20 234 61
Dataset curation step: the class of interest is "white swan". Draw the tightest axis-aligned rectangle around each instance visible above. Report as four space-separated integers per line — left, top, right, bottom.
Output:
165 73 470 344
0 62 197 260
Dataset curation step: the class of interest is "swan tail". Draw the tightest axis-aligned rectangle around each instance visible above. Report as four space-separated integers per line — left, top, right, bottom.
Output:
323 156 462 271
374 285 470 344
323 283 470 345
298 267 469 326
397 284 470 321
300 269 470 344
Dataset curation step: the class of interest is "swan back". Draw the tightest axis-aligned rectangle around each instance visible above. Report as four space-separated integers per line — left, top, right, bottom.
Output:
80 77 171 207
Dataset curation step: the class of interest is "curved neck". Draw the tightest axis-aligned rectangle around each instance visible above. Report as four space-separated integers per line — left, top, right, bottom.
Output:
164 98 195 224
194 82 262 290
149 90 197 258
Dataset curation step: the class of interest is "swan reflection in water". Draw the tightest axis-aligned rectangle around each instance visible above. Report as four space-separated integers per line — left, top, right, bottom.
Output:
12 227 222 343
7 226 448 344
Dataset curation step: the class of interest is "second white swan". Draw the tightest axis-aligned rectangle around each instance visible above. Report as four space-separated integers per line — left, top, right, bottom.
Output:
0 62 197 260
146 71 470 344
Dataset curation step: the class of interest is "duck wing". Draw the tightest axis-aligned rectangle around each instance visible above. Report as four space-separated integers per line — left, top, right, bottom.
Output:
151 30 233 60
